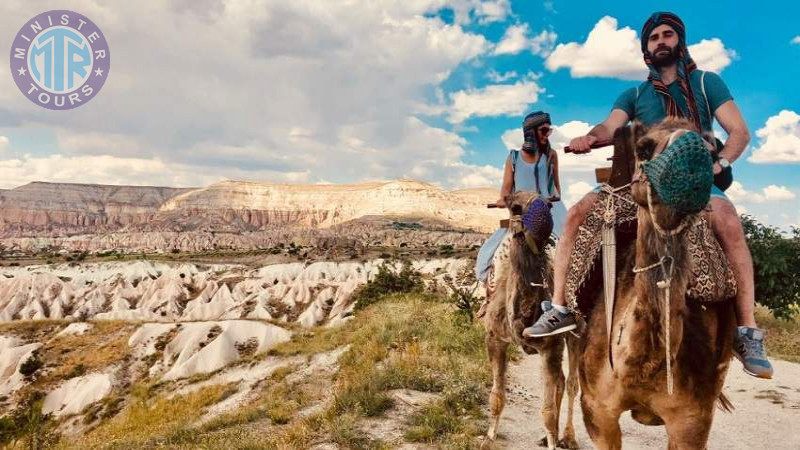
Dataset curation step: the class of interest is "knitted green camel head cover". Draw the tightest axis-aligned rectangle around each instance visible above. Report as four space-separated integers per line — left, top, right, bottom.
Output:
642 131 713 214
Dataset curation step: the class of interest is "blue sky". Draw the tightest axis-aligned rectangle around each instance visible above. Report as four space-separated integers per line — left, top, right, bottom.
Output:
0 1 798 228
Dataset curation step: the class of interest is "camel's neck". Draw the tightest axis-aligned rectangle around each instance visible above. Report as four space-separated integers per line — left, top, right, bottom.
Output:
618 209 692 376
633 209 691 297
508 234 552 304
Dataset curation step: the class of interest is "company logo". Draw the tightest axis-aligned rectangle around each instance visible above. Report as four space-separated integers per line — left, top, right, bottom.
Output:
10 10 110 110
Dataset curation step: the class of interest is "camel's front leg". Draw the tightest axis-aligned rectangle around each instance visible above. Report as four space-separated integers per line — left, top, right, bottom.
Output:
664 411 713 450
484 335 509 445
538 340 566 450
559 335 580 449
581 394 622 450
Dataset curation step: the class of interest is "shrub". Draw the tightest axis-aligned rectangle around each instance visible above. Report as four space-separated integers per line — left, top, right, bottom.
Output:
742 215 800 320
19 351 44 381
351 261 423 311
0 391 55 448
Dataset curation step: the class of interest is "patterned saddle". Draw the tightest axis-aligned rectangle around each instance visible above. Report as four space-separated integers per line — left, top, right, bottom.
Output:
565 187 737 316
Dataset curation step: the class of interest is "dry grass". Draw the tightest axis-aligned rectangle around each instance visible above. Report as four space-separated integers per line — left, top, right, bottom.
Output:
756 306 800 363
0 320 66 341
57 383 237 449
3 290 491 449
148 293 489 448
15 321 137 393
320 293 489 447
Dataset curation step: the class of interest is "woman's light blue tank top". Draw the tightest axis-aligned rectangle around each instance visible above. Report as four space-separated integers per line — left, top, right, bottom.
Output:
512 150 556 197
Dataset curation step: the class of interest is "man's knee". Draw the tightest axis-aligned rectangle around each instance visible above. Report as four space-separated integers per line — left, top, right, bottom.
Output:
709 198 745 240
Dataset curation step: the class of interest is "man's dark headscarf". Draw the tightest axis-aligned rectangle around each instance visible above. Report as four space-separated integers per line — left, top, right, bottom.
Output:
641 12 702 131
521 111 550 154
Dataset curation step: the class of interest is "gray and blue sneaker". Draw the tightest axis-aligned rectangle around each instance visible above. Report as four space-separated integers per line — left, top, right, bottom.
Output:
522 301 577 338
733 327 774 379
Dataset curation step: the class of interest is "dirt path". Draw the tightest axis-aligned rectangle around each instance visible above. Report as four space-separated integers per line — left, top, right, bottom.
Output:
492 355 800 449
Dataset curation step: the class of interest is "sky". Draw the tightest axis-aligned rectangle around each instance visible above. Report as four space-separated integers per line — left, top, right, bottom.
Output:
0 0 798 229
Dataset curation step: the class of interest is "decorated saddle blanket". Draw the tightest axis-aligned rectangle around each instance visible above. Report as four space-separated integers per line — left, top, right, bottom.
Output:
565 187 737 315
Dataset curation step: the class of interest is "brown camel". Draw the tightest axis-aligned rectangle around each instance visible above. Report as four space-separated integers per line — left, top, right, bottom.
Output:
481 191 580 450
579 119 736 450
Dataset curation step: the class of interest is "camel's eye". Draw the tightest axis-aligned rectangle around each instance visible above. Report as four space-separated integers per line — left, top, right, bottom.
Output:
511 204 523 215
636 137 657 161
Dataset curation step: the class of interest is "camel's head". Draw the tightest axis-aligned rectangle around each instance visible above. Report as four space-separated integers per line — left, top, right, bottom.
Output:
629 118 714 232
503 191 554 251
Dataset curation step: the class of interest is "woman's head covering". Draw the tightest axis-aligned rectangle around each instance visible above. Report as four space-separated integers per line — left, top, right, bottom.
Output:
521 111 551 154
514 111 556 196
640 12 702 131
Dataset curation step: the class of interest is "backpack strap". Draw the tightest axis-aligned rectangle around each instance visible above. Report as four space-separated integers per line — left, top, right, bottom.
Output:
510 150 518 192
633 81 648 115
510 150 519 175
701 70 713 127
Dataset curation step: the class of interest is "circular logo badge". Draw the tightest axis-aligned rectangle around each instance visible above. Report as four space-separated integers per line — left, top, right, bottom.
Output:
9 10 110 110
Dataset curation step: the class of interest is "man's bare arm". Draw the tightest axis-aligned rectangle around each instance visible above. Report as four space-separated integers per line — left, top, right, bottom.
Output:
569 109 630 152
713 100 750 163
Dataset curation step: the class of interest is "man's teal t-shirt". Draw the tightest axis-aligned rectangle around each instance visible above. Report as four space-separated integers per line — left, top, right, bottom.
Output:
612 70 732 133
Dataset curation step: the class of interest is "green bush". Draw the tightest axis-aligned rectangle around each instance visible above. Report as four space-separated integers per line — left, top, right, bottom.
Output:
351 261 423 311
0 391 56 448
742 215 800 320
19 352 43 381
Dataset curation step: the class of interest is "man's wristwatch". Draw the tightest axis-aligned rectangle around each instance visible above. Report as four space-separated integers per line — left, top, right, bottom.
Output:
714 157 733 192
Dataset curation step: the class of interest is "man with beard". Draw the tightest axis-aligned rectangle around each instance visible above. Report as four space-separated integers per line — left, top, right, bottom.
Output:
523 12 774 379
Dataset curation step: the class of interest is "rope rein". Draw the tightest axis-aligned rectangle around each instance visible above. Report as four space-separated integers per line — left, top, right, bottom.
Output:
633 177 692 395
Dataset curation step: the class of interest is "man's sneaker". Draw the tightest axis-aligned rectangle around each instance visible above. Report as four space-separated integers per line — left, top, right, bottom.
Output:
733 327 774 379
522 301 577 338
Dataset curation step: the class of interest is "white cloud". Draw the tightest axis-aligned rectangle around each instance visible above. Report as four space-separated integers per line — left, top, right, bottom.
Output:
726 181 796 204
0 136 8 152
494 24 531 55
792 36 800 44
748 110 800 163
433 0 512 24
762 185 797 201
443 162 504 188
447 79 542 124
688 39 737 74
545 16 645 80
725 181 800 230
501 128 522 150
0 1 502 190
55 130 141 156
487 69 518 82
545 16 735 80
494 23 556 56
530 30 558 57
550 121 614 172
565 181 594 206
471 0 511 24
0 154 309 189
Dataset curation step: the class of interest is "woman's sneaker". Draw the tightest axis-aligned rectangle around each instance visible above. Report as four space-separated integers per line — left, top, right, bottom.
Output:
522 301 577 338
733 327 774 379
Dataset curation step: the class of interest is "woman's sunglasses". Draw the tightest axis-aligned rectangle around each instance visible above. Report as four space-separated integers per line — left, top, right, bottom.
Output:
537 126 552 136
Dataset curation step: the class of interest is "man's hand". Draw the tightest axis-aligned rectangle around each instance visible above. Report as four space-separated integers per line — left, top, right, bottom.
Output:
494 198 506 208
568 135 598 154
712 162 722 175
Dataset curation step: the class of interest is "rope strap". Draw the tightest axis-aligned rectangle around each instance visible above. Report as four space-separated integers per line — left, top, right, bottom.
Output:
633 251 676 395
